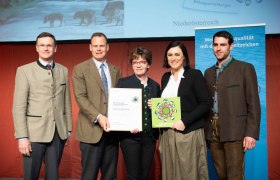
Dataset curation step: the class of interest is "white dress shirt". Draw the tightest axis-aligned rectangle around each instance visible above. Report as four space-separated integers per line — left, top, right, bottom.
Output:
161 68 185 98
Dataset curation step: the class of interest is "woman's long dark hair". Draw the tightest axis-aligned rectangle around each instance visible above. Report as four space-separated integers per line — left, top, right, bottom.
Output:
163 41 190 69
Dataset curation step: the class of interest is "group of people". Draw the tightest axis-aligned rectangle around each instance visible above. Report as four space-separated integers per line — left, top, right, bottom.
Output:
12 30 260 180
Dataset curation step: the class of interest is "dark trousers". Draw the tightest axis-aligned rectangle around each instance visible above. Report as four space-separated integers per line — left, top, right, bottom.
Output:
80 132 119 180
23 130 65 180
120 133 156 180
209 114 245 180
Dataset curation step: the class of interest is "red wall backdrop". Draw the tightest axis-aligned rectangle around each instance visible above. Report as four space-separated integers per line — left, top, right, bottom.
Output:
0 37 279 179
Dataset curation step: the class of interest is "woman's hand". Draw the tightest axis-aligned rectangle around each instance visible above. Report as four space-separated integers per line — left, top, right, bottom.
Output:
130 128 140 134
147 99 152 109
171 120 185 131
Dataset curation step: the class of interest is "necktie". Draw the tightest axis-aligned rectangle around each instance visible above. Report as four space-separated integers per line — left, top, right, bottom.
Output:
46 64 52 70
100 63 108 101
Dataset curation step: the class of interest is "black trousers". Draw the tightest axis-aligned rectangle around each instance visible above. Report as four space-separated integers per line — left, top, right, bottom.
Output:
80 132 119 180
120 133 156 180
23 130 65 180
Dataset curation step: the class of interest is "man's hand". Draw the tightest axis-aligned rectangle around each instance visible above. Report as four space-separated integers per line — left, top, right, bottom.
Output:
243 136 256 152
98 114 110 132
18 138 32 156
171 120 185 131
130 128 140 134
65 132 71 146
65 138 70 146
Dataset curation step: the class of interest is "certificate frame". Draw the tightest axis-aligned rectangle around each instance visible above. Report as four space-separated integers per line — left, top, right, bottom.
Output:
108 88 142 131
151 97 181 128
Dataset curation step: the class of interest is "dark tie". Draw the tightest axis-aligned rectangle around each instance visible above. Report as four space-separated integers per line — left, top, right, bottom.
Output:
46 64 52 70
100 63 108 101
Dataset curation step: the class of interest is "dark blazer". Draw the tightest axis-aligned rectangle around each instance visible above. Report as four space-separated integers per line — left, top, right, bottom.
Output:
117 74 161 138
72 59 122 144
161 68 210 134
204 59 261 142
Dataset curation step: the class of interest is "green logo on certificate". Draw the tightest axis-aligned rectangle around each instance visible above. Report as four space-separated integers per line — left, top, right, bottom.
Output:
132 96 139 103
151 97 181 128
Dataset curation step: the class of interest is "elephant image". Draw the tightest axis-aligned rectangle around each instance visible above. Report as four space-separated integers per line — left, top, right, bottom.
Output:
44 13 63 28
74 9 96 26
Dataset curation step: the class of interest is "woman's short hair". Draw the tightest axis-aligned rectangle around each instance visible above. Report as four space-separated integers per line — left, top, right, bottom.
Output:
129 47 152 65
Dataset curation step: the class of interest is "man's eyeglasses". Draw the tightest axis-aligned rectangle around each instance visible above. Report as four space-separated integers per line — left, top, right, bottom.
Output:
131 61 147 66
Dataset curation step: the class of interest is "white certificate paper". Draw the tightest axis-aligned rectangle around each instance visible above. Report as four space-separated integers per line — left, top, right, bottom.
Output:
108 88 142 131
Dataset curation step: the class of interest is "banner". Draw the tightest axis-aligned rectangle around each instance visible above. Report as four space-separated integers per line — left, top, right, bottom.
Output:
195 24 267 180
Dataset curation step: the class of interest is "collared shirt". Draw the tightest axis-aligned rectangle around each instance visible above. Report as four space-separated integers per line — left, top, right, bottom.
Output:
92 58 112 89
213 56 233 113
39 59 54 69
92 58 112 123
161 68 185 98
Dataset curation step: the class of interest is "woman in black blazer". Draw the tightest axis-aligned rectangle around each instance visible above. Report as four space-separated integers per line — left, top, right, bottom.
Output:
117 47 160 180
159 41 210 180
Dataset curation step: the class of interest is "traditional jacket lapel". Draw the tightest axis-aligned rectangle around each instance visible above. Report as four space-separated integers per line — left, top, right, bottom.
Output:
88 60 104 92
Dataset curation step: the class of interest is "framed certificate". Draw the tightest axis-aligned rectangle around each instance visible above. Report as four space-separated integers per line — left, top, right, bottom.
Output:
151 97 181 128
108 88 142 131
